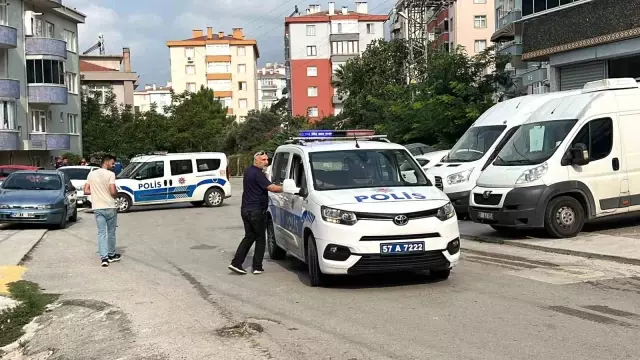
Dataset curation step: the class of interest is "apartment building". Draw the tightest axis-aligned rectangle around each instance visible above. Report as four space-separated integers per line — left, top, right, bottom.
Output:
166 27 259 121
80 47 139 108
427 0 495 57
0 0 85 166
517 0 640 92
284 2 387 120
257 62 286 109
134 82 172 114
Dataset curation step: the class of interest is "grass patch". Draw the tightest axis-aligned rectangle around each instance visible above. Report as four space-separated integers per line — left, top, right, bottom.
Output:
0 280 59 347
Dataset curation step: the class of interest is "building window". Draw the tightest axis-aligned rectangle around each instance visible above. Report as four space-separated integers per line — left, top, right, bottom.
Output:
207 79 231 91
63 29 77 52
32 19 54 38
86 85 110 103
216 96 232 108
332 41 359 55
306 25 316 36
262 78 274 86
185 47 195 58
307 107 318 117
337 23 343 33
307 86 318 97
65 72 77 93
306 46 317 56
474 0 486 3
0 100 16 130
366 23 375 34
238 64 246 74
0 0 7 26
205 44 230 55
474 15 487 28
26 59 65 84
474 40 487 53
31 110 47 133
186 82 196 92
67 114 78 134
237 46 246 56
238 81 247 91
239 98 248 108
307 66 317 76
522 0 580 18
207 61 230 73
185 65 195 74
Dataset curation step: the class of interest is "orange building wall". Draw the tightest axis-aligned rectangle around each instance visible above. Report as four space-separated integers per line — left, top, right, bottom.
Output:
290 59 334 121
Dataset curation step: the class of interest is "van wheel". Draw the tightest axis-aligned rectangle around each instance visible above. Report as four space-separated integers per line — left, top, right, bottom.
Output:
544 196 584 238
266 218 286 260
306 233 327 287
115 193 132 213
204 188 223 207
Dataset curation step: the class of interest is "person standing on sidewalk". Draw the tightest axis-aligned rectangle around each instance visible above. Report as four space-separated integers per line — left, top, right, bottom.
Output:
229 151 283 275
83 154 121 267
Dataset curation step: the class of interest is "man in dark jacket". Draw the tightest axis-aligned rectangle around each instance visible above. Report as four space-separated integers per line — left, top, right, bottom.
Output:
229 151 283 275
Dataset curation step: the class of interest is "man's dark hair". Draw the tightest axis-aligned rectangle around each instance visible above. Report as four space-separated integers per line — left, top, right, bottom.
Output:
101 154 115 164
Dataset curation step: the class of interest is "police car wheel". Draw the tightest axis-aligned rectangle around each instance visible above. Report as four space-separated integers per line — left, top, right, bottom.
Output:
204 188 223 207
306 234 326 287
267 218 286 260
115 194 132 213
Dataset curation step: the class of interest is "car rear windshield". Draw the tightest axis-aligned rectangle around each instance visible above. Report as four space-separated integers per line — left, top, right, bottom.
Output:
59 168 91 180
2 173 62 190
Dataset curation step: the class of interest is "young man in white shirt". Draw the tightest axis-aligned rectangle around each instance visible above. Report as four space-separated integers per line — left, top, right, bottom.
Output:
84 154 120 267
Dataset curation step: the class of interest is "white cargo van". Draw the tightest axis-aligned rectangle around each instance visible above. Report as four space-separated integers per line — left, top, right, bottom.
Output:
469 78 640 238
426 91 580 216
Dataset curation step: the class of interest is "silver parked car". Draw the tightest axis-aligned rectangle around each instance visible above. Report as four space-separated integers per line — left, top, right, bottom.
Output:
0 170 78 229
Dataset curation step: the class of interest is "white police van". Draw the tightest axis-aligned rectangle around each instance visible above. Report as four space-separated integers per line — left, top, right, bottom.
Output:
114 152 231 212
266 130 460 287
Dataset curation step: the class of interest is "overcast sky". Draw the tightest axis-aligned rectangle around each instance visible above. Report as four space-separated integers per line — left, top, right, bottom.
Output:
65 0 394 87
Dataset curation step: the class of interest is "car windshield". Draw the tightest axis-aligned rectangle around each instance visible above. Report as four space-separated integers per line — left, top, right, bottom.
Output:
2 173 62 190
59 168 91 180
416 159 429 167
309 149 430 191
443 125 506 162
117 162 144 179
493 120 577 166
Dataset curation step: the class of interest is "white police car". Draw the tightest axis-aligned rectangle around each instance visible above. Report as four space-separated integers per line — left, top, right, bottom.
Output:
266 130 460 286
114 152 231 212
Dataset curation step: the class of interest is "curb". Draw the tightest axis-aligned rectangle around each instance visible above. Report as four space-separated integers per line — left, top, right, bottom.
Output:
461 233 640 266
17 230 48 266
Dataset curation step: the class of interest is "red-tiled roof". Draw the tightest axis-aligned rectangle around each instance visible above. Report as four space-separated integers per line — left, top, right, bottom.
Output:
184 34 235 41
79 60 117 72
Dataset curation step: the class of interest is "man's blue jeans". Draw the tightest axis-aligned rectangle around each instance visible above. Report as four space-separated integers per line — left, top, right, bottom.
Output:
94 208 117 259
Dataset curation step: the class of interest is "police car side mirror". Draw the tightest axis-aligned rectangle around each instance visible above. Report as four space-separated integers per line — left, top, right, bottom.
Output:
282 179 300 194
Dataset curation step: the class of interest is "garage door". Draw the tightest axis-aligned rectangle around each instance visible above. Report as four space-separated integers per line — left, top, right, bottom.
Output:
559 61 606 91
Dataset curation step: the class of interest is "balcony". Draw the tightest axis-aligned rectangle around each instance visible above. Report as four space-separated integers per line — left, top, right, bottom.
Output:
28 84 68 105
498 10 521 28
331 53 358 62
261 83 277 89
330 33 359 42
0 79 20 99
497 40 522 56
332 95 343 104
25 0 62 8
521 66 549 87
0 131 19 151
0 24 17 49
28 133 71 151
25 37 67 59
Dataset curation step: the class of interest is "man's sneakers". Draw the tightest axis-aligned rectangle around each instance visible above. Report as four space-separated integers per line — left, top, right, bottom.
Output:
252 268 264 274
228 264 247 274
101 254 122 267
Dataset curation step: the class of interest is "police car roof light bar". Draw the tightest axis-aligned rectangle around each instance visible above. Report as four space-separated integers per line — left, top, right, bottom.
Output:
297 129 376 137
286 135 389 145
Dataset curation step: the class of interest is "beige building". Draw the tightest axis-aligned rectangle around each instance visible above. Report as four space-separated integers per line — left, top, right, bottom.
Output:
80 47 139 108
166 27 259 121
134 82 173 115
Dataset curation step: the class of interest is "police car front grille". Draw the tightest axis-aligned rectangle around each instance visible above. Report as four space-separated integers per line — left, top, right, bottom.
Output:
434 176 443 191
473 193 502 206
360 233 440 241
348 251 450 275
354 208 438 220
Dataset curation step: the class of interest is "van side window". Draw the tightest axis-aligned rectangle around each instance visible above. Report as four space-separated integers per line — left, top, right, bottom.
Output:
170 160 193 176
196 159 221 172
289 154 307 191
271 152 290 184
571 118 613 162
136 161 164 180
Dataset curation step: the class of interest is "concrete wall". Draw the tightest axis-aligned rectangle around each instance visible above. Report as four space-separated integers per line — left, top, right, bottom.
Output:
358 21 385 53
289 22 331 60
169 45 206 94
453 0 495 56
230 44 258 117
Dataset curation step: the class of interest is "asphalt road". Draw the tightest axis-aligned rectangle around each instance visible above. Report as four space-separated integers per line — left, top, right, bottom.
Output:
16 180 640 359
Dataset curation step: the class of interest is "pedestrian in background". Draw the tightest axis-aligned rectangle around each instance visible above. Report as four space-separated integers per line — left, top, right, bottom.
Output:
229 151 283 275
83 154 121 267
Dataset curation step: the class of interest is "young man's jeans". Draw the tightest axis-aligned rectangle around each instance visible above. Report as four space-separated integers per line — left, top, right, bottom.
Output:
232 209 267 269
94 208 117 259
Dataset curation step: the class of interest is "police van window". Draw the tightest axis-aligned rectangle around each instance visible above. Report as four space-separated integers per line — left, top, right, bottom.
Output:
170 159 193 176
135 161 164 180
271 152 290 184
196 158 221 172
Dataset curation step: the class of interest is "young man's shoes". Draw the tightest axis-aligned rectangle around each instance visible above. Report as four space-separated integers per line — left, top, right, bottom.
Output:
252 268 264 274
228 264 247 275
101 258 109 267
108 254 122 262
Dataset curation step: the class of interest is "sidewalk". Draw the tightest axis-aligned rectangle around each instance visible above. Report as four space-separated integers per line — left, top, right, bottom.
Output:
459 221 640 266
0 226 47 266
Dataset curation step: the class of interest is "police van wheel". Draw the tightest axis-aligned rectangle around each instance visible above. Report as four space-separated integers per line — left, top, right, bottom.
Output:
306 234 326 287
115 193 132 213
204 188 223 207
267 218 286 260
544 196 584 238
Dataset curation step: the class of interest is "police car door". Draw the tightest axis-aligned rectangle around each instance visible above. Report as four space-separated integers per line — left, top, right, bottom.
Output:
166 158 196 202
286 150 308 257
131 160 169 203
270 151 293 252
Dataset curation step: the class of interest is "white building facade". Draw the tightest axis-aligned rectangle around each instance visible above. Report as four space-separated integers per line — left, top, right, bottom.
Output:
134 82 172 114
257 62 286 110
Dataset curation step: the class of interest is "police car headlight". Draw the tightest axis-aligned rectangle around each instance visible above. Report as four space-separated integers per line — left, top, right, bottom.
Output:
436 202 455 221
321 206 357 225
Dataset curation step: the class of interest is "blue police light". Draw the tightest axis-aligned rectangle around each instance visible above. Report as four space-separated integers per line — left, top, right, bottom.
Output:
299 130 336 137
297 129 376 137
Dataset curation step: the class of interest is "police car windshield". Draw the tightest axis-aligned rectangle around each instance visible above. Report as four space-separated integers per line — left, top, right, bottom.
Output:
309 149 429 191
117 162 144 179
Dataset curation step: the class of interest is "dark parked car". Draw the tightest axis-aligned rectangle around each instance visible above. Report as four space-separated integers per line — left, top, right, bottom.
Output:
0 170 78 229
